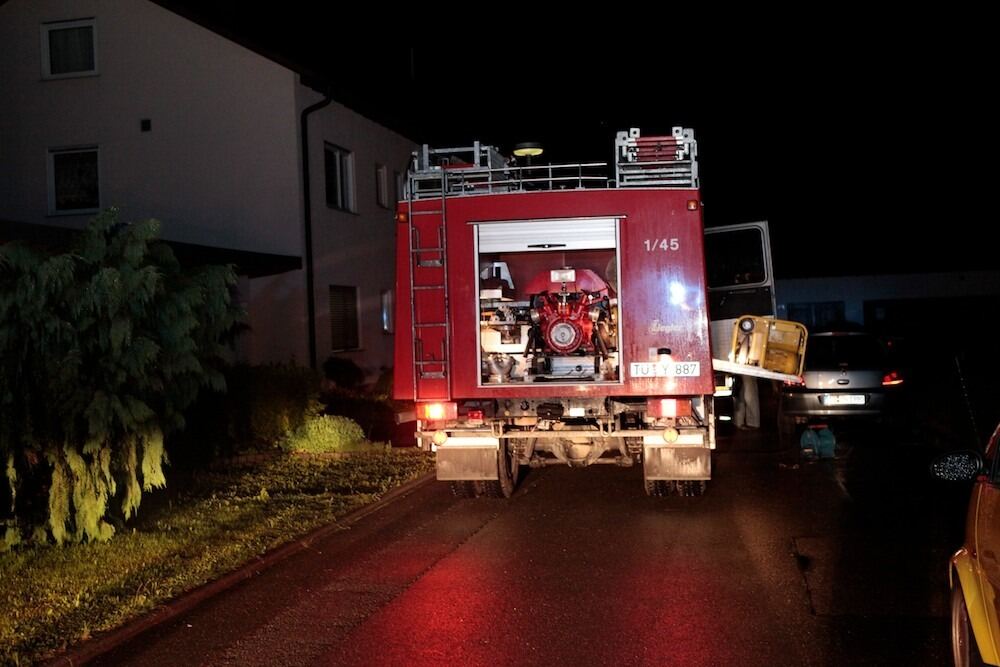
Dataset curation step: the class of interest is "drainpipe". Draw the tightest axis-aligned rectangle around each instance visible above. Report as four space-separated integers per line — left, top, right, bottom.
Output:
300 93 332 370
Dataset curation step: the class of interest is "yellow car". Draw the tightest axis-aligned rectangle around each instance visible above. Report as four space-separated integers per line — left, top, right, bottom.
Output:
935 423 1000 666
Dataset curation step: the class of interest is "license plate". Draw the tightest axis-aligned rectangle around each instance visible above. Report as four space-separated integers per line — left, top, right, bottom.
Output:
630 361 701 378
821 394 866 406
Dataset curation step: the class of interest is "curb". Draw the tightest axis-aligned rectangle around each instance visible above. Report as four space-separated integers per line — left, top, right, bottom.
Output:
43 471 436 666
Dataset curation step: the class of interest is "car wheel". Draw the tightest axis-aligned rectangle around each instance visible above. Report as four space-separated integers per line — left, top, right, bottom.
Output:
952 583 986 667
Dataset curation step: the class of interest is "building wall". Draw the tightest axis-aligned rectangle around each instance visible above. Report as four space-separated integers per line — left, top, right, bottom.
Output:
0 0 304 257
297 88 415 376
0 0 417 372
0 0 311 365
776 270 1000 328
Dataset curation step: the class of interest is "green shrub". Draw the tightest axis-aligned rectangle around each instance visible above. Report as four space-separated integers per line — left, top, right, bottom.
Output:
321 388 397 442
0 209 242 544
225 364 320 449
170 363 320 465
280 415 367 453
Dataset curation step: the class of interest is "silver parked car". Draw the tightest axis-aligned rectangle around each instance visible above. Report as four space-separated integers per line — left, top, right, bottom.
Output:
778 330 903 444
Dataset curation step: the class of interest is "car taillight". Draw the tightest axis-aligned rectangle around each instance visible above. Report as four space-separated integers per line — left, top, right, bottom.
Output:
882 371 903 386
419 402 457 421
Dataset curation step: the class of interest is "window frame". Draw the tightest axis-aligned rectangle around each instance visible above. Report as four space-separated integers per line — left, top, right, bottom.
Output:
47 145 100 215
329 284 361 351
375 164 389 209
324 143 356 213
394 170 404 206
380 289 394 334
41 18 98 79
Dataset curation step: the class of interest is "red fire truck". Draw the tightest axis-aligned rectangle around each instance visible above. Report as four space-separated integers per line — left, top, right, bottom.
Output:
394 128 770 498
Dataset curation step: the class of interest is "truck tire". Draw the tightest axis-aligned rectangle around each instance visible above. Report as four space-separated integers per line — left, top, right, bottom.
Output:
645 480 668 496
450 481 477 498
677 480 707 496
483 440 519 498
645 480 707 497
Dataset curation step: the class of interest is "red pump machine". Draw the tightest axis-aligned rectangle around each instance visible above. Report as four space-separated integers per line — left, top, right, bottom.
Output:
395 128 720 497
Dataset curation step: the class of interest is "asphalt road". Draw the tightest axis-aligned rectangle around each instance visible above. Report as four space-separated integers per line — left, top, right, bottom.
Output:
94 427 966 667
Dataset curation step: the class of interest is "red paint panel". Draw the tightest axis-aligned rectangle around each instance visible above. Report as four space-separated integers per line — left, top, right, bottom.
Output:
395 190 713 401
393 219 414 400
618 192 713 397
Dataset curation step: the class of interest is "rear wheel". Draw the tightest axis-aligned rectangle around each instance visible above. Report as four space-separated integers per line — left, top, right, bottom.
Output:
645 480 707 497
450 481 477 498
677 480 707 497
645 480 668 496
952 583 986 667
482 440 520 499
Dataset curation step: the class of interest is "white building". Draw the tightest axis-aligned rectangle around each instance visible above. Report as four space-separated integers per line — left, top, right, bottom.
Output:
776 270 1000 337
0 0 414 375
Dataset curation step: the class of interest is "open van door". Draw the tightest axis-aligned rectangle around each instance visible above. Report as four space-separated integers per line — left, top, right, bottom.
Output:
704 221 776 357
704 221 776 402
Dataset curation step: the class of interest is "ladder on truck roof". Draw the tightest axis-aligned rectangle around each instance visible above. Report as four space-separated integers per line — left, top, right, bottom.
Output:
615 127 699 189
406 170 452 401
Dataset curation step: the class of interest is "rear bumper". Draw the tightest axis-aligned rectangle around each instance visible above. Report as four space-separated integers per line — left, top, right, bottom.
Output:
780 389 888 418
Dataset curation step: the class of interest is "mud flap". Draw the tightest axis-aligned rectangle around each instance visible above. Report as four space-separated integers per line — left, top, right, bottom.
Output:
436 439 500 481
643 446 711 481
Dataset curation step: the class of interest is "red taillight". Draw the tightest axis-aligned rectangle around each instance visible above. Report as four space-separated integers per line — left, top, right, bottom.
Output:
419 402 457 421
882 371 903 386
646 398 693 418
395 211 408 223
466 409 484 425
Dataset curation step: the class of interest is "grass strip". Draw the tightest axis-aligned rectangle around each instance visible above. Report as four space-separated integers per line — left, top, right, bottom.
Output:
0 449 434 665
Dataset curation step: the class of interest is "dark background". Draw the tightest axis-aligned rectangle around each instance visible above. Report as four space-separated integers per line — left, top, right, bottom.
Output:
151 5 994 279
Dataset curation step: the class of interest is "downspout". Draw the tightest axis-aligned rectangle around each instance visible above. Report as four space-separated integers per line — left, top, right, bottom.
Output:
300 93 332 370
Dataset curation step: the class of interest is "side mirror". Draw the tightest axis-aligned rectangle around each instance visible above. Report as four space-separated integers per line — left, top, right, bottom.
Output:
930 450 985 482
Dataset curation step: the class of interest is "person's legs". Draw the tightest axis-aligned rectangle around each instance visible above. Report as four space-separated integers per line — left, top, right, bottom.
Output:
743 376 760 429
733 377 746 427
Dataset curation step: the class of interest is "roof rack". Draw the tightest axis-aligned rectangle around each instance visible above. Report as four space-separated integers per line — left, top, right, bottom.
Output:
405 127 699 200
614 127 699 189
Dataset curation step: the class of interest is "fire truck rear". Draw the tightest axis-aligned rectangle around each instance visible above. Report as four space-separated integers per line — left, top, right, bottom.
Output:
394 128 715 497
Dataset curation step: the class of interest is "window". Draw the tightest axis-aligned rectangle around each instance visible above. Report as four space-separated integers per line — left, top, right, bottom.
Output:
41 19 97 78
324 144 355 212
804 334 882 370
786 301 845 330
375 164 389 208
394 170 404 205
329 285 360 350
704 227 767 289
380 289 394 334
48 147 99 213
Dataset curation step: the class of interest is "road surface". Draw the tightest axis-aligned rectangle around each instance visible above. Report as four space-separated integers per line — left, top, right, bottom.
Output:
95 428 963 666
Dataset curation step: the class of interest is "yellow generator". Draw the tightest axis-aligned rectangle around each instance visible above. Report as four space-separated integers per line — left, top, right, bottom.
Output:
730 316 807 377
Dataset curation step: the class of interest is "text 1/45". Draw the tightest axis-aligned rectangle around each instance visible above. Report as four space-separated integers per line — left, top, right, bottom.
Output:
644 238 679 252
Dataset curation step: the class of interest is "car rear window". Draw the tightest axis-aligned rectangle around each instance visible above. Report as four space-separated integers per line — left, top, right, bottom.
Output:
805 335 882 369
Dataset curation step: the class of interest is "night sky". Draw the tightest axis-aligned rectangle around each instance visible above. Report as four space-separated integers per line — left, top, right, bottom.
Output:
156 4 993 279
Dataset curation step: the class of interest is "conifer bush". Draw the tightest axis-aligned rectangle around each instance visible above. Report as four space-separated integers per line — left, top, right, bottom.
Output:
0 209 243 545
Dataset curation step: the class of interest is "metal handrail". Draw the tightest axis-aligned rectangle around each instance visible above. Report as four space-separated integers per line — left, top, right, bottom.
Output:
408 162 612 200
